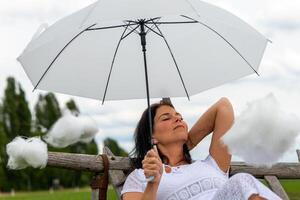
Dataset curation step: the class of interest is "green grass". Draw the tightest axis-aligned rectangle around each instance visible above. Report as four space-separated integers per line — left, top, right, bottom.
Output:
0 186 117 200
280 179 300 200
0 180 299 200
260 179 300 200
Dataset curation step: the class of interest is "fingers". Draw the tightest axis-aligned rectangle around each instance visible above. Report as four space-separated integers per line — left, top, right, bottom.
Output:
145 149 159 159
142 157 161 166
144 169 160 178
142 147 163 181
142 163 161 171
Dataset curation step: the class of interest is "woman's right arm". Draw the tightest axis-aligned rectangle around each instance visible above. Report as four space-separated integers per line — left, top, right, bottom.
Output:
123 149 163 200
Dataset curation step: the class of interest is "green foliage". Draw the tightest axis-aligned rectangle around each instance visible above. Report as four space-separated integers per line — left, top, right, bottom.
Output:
0 117 8 190
34 93 61 131
0 77 33 191
2 77 32 139
65 99 79 116
16 85 32 137
0 103 8 167
104 138 128 157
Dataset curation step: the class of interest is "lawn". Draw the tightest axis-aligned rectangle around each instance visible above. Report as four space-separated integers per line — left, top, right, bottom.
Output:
0 186 117 200
0 180 299 200
260 179 300 200
280 179 300 200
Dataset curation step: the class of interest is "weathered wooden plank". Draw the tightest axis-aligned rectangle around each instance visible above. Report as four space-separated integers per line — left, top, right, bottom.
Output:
230 162 300 179
264 176 289 200
297 149 300 162
47 152 300 178
47 152 133 172
103 147 128 200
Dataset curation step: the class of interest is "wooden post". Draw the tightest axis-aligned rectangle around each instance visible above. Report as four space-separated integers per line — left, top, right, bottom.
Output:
91 189 99 200
264 176 289 200
103 147 128 200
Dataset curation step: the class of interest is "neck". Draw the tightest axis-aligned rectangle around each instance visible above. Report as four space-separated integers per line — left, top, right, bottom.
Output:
158 143 187 166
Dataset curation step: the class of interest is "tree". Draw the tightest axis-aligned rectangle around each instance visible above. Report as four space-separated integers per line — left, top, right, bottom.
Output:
2 77 32 138
34 93 61 131
16 84 32 137
1 77 33 191
104 138 128 157
66 99 79 116
0 103 8 191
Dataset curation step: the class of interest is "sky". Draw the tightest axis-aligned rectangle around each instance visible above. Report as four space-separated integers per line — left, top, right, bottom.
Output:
0 0 299 162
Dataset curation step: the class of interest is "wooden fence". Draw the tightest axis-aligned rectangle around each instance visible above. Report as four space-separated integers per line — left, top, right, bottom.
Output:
47 148 300 200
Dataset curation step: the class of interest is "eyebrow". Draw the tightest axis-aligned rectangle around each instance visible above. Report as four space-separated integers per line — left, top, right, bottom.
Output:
158 112 182 120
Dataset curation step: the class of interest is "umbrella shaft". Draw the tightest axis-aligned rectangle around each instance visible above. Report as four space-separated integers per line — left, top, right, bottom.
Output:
139 21 153 145
140 23 146 52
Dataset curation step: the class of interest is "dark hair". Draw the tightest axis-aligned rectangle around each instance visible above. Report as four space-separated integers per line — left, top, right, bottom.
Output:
130 100 192 169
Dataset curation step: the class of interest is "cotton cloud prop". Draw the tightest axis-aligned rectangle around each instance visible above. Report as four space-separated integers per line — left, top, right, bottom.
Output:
6 137 48 170
43 113 99 148
222 93 300 167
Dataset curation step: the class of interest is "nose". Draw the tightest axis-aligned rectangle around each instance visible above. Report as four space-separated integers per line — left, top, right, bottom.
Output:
174 116 182 122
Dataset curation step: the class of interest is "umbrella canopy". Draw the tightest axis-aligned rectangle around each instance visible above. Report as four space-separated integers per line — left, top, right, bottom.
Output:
18 0 268 102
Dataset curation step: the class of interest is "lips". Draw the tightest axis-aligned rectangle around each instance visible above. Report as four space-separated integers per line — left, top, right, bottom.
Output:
174 125 185 130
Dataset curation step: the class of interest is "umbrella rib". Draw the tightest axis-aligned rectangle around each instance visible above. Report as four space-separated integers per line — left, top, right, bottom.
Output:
181 15 260 76
146 17 162 34
32 23 97 92
121 24 140 40
123 20 140 34
86 23 135 31
148 21 198 25
150 19 190 101
144 24 163 37
145 17 161 23
101 23 131 105
180 15 198 22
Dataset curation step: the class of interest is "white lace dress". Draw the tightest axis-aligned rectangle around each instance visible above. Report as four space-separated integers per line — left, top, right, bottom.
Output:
121 155 282 200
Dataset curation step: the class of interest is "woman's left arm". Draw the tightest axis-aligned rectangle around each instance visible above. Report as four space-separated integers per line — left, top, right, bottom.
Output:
187 97 234 173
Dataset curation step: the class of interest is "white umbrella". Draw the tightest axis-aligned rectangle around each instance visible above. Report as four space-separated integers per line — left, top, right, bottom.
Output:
18 0 269 141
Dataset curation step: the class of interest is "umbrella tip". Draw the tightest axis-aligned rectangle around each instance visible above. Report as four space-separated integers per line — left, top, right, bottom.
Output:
161 97 172 104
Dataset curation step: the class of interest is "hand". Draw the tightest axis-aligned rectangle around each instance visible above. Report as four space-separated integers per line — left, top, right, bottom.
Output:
142 145 163 184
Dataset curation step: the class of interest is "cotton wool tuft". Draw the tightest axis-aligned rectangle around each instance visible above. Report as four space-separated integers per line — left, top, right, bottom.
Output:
222 93 300 167
6 137 48 170
43 113 99 148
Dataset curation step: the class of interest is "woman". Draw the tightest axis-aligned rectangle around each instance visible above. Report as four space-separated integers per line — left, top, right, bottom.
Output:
121 98 282 200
